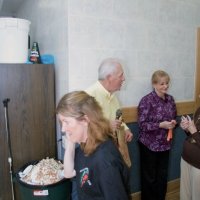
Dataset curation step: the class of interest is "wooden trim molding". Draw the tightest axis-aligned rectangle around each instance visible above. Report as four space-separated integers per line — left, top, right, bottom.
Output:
122 106 137 123
122 101 196 123
176 101 196 116
195 28 200 109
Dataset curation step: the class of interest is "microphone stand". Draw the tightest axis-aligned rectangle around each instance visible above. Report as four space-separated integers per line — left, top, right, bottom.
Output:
3 98 15 200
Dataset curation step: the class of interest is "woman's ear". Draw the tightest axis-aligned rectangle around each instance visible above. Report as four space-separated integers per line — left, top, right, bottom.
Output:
82 115 90 126
152 83 156 89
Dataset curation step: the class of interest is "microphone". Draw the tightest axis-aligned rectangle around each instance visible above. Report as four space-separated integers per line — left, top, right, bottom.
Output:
3 98 10 107
116 109 122 120
115 109 122 146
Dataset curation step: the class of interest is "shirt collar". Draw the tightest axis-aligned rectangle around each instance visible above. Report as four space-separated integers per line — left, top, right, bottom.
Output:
96 81 114 100
152 90 168 103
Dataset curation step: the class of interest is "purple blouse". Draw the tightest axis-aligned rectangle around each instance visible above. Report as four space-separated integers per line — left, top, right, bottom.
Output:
138 90 177 152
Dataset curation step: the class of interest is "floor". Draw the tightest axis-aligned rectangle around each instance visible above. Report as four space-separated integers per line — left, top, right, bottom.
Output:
131 185 180 200
165 189 180 200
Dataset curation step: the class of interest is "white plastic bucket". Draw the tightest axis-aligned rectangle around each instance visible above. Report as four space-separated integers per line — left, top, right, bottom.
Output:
0 18 31 63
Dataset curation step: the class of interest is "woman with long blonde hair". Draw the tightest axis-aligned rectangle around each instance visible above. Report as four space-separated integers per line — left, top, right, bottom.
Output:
56 91 130 200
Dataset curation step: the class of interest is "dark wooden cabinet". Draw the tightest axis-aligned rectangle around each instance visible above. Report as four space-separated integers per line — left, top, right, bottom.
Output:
0 64 56 200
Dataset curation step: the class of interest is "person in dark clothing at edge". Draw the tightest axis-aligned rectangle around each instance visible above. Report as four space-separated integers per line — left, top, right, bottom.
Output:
56 91 131 200
138 70 177 200
180 107 200 200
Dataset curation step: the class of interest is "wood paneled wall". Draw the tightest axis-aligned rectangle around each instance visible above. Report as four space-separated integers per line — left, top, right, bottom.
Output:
0 64 56 200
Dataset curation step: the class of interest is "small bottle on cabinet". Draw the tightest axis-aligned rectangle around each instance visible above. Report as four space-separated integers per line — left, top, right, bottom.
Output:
29 42 41 63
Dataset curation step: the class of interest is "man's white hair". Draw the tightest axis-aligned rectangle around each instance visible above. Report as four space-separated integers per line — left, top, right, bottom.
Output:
98 58 122 80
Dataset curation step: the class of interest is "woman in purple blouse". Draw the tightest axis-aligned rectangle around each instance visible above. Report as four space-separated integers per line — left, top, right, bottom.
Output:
138 70 177 200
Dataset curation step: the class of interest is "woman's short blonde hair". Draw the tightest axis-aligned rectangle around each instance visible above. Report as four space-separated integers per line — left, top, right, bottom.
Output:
151 70 170 84
56 91 113 155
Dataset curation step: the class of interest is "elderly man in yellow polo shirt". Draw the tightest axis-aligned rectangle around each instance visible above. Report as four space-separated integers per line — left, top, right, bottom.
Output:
85 57 133 148
68 58 133 200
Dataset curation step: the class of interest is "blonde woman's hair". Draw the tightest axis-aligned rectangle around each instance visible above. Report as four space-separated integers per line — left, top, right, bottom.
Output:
151 70 170 84
56 91 113 155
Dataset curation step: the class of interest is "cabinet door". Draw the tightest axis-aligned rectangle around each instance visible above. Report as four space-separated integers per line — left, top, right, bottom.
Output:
0 64 56 200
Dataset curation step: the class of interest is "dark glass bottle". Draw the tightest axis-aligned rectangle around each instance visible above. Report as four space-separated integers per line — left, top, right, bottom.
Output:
29 42 41 63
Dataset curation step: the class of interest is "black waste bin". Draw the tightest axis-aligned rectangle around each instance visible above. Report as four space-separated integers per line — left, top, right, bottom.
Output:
15 161 71 200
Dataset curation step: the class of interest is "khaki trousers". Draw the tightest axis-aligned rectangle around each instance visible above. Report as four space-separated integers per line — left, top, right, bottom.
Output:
180 158 200 200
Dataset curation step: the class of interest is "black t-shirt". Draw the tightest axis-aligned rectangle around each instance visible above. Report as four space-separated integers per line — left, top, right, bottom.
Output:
74 139 130 200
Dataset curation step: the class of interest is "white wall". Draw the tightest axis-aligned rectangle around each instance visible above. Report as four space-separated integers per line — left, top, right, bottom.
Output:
17 0 68 158
68 0 200 106
16 0 200 158
17 0 68 102
17 0 200 106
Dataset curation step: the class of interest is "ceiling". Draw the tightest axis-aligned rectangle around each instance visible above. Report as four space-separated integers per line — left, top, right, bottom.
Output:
0 0 25 16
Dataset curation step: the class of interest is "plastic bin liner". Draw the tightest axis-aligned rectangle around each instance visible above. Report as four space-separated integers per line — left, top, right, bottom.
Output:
15 160 71 200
